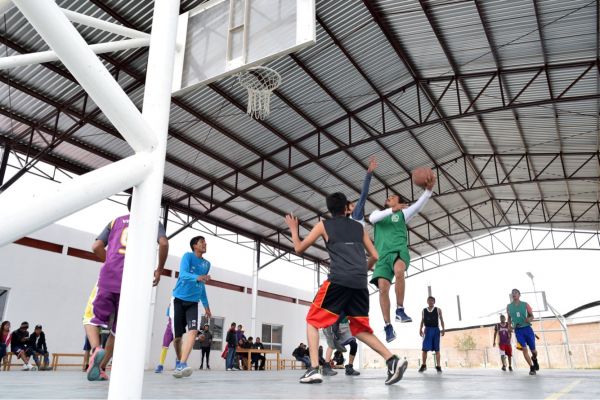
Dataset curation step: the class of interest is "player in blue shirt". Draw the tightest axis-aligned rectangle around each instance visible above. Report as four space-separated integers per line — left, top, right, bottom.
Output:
172 236 212 378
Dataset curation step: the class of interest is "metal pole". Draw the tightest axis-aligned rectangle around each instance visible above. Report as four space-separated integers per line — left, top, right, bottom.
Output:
530 277 551 368
61 9 150 39
13 0 157 153
0 153 152 247
0 143 10 186
456 295 462 321
0 38 151 70
251 240 260 338
108 0 179 398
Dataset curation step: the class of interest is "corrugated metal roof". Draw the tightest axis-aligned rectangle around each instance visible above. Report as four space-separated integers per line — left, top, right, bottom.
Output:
1 0 598 263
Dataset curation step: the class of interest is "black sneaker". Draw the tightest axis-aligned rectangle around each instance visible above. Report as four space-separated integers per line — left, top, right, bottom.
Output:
345 364 360 376
508 366 513 371
501 365 506 371
529 366 536 376
532 357 539 371
199 365 203 370
435 366 442 373
300 367 323 384
418 364 426 373
321 364 338 376
385 356 408 385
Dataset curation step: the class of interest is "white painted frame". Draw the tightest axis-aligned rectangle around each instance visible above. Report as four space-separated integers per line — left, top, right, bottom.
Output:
0 1 180 398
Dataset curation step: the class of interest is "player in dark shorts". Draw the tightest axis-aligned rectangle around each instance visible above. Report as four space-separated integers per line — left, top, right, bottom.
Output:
285 192 408 385
507 289 539 375
171 236 212 378
493 314 513 371
418 296 445 373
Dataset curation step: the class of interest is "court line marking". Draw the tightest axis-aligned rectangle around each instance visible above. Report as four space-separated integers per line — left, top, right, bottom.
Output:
545 379 582 400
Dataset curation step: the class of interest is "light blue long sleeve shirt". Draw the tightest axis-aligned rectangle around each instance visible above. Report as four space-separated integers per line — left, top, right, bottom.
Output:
351 171 372 223
172 252 210 307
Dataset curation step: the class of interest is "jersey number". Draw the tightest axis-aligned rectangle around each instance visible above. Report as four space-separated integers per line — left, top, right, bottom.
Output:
118 228 129 255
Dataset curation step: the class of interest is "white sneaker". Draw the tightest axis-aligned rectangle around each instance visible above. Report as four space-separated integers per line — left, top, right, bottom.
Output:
226 368 232 371
22 365 30 371
30 365 38 371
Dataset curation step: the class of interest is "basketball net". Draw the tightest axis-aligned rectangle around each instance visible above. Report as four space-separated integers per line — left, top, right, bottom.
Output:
238 66 282 120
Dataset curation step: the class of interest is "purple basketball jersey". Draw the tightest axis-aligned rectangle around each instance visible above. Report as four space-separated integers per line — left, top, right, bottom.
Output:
497 322 511 345
97 215 129 293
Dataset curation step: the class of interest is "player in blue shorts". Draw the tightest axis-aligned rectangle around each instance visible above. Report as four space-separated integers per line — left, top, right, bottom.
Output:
507 289 539 375
418 296 445 373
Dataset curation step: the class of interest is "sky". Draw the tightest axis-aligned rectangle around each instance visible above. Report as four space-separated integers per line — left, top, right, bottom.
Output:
3 153 600 349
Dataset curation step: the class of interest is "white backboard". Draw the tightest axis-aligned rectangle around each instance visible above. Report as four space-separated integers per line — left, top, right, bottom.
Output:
172 0 316 95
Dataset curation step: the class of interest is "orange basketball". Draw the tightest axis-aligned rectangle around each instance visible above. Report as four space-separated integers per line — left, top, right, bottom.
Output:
412 167 434 188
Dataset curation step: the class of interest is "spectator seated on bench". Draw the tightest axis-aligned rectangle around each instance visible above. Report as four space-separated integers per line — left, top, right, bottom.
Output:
29 324 51 370
0 321 11 369
11 321 37 371
292 343 310 368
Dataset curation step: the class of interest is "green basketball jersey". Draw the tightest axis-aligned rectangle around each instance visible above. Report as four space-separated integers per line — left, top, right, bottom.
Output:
508 301 531 328
374 211 408 257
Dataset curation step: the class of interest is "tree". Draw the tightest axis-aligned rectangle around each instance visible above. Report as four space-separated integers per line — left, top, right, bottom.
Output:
455 333 477 367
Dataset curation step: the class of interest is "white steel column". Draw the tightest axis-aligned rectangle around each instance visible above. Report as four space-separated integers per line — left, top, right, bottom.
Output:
250 240 260 337
108 0 179 398
13 0 156 153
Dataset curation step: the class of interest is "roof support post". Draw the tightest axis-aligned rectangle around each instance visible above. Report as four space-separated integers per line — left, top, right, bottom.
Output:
108 0 179 398
251 239 261 338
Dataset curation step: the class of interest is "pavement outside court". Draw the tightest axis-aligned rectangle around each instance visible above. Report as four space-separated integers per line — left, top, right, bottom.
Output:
0 368 598 399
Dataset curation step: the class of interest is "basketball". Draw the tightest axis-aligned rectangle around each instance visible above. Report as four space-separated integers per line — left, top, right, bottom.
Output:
412 167 435 188
198 334 206 342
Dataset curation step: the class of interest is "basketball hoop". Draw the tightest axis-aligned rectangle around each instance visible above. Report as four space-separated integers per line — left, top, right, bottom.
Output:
238 66 282 120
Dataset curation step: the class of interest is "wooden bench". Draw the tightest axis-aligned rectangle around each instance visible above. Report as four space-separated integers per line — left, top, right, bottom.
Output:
279 359 299 370
236 348 281 371
2 353 24 371
51 353 86 371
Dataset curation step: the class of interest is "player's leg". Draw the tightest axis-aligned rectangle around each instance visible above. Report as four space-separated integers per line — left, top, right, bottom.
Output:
347 287 407 385
393 258 411 322
177 302 199 378
301 281 341 384
345 340 360 376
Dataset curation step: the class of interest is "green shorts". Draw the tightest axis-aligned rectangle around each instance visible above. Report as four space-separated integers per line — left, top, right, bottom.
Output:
369 251 410 287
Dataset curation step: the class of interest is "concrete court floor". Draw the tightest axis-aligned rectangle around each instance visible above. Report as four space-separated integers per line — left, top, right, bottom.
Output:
0 368 598 399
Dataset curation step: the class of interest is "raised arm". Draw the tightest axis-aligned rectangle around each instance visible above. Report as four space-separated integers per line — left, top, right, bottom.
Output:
351 157 376 221
285 215 325 254
402 189 433 223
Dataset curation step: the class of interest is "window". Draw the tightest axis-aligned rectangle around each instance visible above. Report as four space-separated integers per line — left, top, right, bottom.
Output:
0 288 8 321
261 323 283 350
193 316 224 351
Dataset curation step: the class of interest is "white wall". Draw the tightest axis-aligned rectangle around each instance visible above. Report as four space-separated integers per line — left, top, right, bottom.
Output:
0 224 314 370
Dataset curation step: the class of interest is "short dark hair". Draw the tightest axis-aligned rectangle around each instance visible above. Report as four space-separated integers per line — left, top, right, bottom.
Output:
189 236 205 251
427 296 435 302
248 336 253 341
127 196 132 211
326 192 348 216
512 288 520 295
35 324 42 329
20 321 28 327
231 322 236 327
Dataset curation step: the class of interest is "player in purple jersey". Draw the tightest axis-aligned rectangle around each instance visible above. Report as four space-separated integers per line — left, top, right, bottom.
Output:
493 314 513 371
82 196 169 381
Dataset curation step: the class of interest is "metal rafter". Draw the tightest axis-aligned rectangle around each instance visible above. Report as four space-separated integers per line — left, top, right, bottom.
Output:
418 0 529 226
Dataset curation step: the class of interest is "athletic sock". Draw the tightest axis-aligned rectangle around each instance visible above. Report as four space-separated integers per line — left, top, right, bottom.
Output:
159 347 168 365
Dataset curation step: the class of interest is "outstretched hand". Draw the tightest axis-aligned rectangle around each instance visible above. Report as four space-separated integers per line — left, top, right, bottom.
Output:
367 156 378 173
425 173 436 191
285 214 299 231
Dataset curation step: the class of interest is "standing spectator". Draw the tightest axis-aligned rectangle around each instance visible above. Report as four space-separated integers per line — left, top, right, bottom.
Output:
29 325 50 370
252 337 266 370
11 322 36 371
1 321 11 369
236 325 246 343
292 343 310 368
418 296 445 373
199 324 212 370
225 322 239 371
